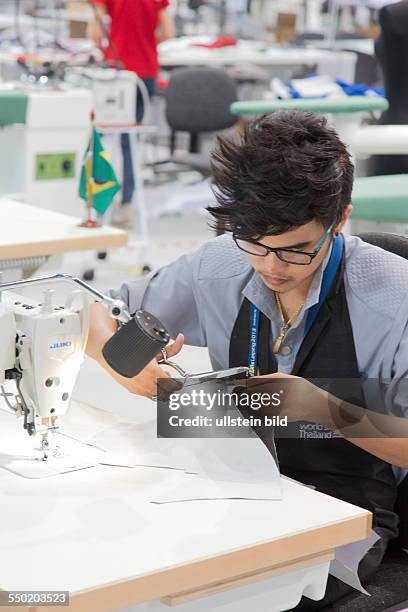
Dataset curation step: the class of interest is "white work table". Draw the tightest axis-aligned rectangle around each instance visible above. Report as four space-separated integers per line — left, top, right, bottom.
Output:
158 38 357 82
307 39 375 57
0 198 127 268
0 399 371 612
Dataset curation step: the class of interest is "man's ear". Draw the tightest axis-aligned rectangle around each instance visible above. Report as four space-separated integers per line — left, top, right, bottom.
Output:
334 204 353 234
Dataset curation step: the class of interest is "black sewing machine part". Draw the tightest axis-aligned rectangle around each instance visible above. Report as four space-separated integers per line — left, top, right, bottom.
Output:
102 310 170 378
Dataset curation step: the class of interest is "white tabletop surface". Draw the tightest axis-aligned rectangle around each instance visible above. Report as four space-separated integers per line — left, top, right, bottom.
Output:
0 198 127 260
0 399 370 599
158 38 356 68
308 39 375 56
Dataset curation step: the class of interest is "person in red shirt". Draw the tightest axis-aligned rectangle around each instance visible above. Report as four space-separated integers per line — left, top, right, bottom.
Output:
87 0 176 227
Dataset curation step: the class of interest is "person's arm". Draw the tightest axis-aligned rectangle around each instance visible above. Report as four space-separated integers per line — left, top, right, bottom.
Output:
156 7 176 43
85 301 117 363
86 2 108 47
84 245 206 399
252 373 408 468
84 302 183 399
322 394 408 469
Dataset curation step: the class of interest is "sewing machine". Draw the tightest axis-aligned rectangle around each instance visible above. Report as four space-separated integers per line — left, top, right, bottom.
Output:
0 274 169 463
64 66 150 125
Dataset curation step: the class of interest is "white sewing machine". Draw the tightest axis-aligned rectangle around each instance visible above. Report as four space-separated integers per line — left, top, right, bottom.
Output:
64 67 150 125
0 274 168 465
0 287 87 459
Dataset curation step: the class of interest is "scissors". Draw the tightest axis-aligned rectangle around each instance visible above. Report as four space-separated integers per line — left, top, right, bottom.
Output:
151 348 189 400
157 347 188 381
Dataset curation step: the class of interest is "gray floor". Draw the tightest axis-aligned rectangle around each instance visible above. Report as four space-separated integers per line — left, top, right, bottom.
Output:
65 208 214 294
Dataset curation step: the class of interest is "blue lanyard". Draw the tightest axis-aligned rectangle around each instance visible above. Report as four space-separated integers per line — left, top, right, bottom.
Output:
248 302 260 375
304 233 344 336
247 234 344 373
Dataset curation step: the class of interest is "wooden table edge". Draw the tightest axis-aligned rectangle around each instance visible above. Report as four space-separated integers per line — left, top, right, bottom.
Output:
3 510 370 612
0 233 128 261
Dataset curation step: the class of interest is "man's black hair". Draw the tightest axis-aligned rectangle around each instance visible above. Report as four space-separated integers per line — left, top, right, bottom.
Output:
207 110 354 240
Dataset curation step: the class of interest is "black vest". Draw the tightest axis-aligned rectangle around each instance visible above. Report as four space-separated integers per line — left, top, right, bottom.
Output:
229 257 399 540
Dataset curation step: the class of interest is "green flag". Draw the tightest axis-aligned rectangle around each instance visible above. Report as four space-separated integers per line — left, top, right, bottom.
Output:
79 128 121 215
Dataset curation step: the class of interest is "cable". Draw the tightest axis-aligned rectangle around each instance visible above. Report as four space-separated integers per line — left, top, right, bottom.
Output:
16 377 33 435
52 1 65 52
136 76 151 124
87 0 123 70
0 385 18 414
14 0 23 46
33 0 39 52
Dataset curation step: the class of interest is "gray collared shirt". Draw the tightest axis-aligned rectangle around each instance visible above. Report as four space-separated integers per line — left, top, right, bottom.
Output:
111 234 408 482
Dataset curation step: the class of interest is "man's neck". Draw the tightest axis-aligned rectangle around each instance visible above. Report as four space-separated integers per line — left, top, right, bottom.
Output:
276 237 334 319
276 273 316 320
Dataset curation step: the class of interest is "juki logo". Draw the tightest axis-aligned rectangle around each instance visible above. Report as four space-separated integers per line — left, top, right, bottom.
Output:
49 341 72 350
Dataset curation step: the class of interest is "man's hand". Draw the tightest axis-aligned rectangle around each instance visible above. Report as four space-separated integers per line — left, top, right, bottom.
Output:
250 374 408 468
100 333 185 400
248 373 328 423
84 302 186 400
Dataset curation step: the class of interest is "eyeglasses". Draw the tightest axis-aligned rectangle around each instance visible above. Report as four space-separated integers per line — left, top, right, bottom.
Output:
233 224 334 265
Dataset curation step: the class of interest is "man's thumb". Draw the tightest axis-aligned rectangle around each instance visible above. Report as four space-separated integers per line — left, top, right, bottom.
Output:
162 333 184 359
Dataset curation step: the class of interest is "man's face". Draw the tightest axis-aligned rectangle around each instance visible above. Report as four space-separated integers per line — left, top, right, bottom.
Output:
247 220 333 294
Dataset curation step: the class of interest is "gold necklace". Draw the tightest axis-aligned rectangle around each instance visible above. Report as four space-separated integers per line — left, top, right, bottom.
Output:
273 293 305 354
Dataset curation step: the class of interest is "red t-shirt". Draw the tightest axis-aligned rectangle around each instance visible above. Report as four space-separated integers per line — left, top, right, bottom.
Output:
93 0 169 77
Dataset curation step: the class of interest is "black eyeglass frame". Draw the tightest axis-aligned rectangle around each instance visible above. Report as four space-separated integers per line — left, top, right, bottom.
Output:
233 224 334 266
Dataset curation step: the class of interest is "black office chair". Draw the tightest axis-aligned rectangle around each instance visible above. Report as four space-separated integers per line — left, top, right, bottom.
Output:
322 232 408 612
154 66 238 177
371 1 408 176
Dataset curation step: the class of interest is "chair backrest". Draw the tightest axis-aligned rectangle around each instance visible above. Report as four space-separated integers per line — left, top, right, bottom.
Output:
358 232 408 259
165 67 238 134
358 231 408 549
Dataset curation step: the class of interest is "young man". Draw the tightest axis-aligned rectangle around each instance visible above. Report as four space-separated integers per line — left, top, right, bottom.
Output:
87 0 176 227
86 111 408 610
